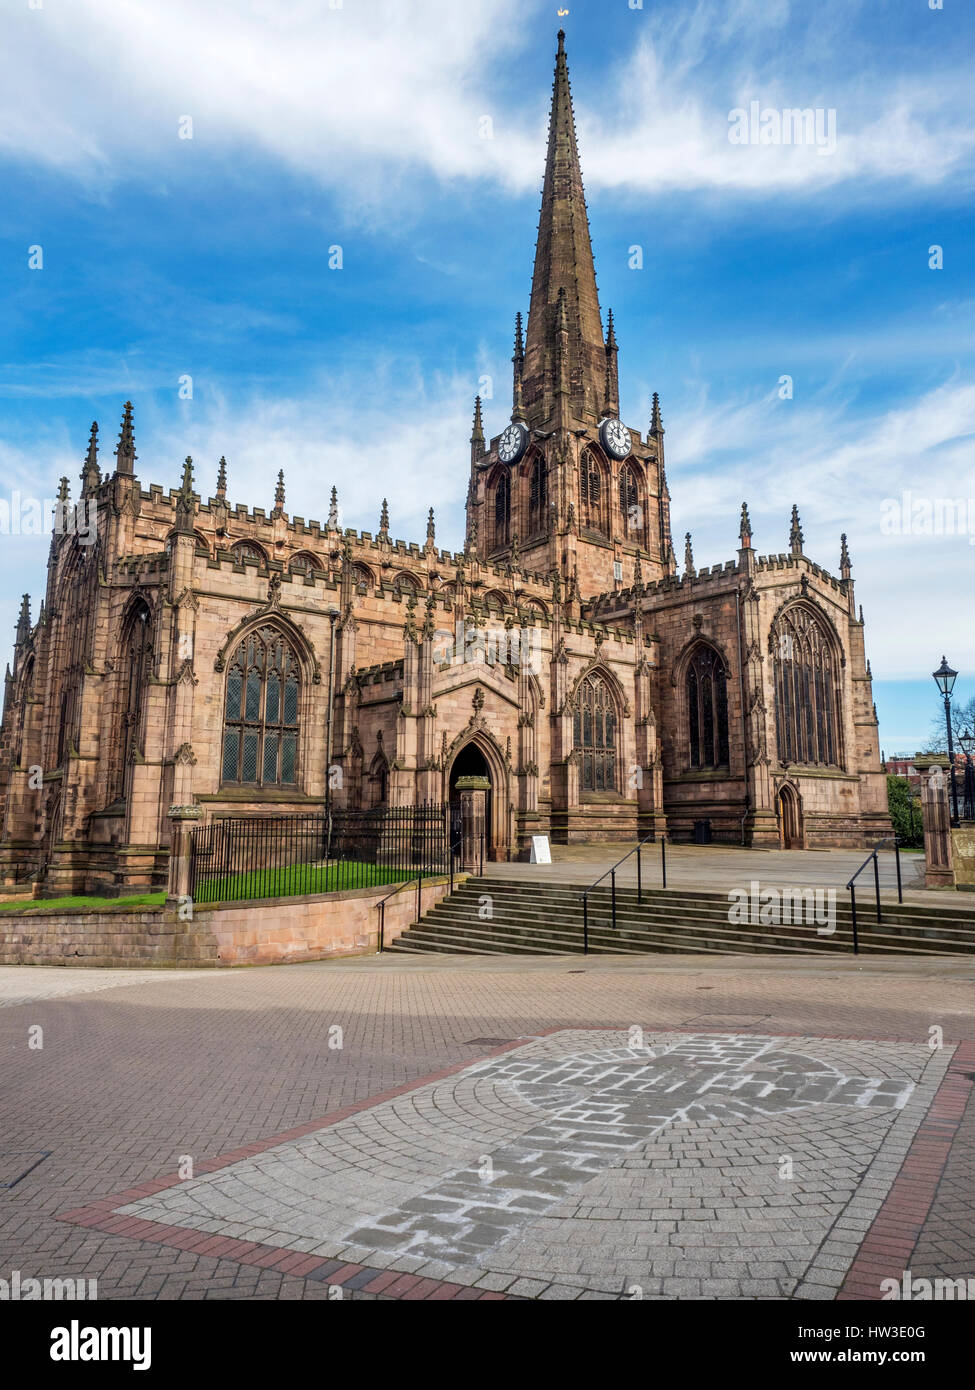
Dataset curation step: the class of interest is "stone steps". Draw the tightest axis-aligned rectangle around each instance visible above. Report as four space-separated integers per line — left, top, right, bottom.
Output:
387 877 975 957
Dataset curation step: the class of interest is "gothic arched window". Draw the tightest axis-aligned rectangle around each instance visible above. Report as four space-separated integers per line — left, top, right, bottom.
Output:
581 451 606 535
221 626 300 786
528 456 547 537
686 644 730 769
771 605 841 767
494 472 511 549
619 464 641 541
573 672 618 792
231 541 267 568
289 551 321 576
111 599 153 800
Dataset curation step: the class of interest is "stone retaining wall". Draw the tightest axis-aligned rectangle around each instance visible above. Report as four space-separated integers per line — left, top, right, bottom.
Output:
0 877 456 968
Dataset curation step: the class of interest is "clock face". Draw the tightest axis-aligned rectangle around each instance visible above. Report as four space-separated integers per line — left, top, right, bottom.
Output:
498 422 528 466
599 417 631 460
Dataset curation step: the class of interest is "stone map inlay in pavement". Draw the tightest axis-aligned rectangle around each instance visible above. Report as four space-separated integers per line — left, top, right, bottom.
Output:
116 1030 951 1299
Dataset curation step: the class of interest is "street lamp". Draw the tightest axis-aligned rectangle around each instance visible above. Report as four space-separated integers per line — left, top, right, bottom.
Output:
932 656 960 825
960 727 975 822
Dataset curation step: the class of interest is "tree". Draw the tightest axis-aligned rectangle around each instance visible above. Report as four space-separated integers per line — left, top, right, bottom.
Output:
922 693 975 754
887 775 923 848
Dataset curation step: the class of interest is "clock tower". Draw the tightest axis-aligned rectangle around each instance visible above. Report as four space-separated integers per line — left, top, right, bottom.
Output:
467 30 676 597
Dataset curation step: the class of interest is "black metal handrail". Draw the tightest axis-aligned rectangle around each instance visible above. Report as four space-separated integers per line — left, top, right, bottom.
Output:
580 833 666 954
376 874 424 954
845 835 903 955
376 828 483 951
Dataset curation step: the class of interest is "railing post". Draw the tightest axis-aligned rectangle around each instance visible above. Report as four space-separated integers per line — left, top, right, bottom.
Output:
637 844 642 905
611 869 616 930
583 893 589 955
378 901 385 954
661 835 667 890
416 869 421 925
873 851 882 924
894 839 903 904
849 885 858 955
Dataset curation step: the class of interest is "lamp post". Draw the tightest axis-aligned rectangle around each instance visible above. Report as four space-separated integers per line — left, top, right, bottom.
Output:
959 727 975 823
933 656 960 826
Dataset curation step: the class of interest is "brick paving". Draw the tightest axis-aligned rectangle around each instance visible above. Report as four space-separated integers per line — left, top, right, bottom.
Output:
1 952 973 1300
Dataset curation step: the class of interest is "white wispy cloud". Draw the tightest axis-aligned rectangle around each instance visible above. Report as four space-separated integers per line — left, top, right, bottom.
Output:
2 0 972 210
665 375 975 678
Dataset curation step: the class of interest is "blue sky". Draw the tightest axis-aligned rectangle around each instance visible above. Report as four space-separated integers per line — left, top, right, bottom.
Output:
2 0 974 752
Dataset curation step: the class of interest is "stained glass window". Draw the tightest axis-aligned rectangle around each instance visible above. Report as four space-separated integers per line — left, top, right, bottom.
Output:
686 645 730 768
573 673 617 791
222 626 300 786
771 606 840 767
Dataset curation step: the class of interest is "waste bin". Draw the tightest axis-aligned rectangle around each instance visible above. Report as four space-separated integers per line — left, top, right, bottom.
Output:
693 818 711 845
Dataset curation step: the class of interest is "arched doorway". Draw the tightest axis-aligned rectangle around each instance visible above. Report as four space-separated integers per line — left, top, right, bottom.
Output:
777 784 803 849
449 741 500 866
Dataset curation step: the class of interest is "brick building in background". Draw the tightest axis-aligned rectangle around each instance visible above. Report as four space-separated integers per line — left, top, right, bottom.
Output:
0 33 889 895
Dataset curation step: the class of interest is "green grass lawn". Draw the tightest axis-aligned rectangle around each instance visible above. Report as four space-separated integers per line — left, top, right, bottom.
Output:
196 859 416 903
0 860 432 914
0 891 166 915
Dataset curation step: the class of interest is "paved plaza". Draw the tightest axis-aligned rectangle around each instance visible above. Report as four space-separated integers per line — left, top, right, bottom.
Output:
1 947 973 1300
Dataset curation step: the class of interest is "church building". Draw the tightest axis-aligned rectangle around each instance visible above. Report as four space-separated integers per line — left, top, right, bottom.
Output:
0 33 890 895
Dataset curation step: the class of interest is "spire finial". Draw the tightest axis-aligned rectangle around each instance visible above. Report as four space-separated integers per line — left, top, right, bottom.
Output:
684 531 695 578
327 485 339 529
471 394 484 444
175 456 195 529
216 456 227 499
379 498 390 538
840 532 851 577
513 311 524 362
115 400 136 475
739 502 752 548
57 475 70 503
81 421 100 492
15 593 31 644
606 308 617 349
789 504 804 556
274 468 285 513
427 507 436 543
633 554 644 597
649 392 663 438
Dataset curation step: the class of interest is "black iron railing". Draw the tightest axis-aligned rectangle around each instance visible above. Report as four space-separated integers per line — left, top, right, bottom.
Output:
189 802 452 904
580 834 666 954
845 835 904 954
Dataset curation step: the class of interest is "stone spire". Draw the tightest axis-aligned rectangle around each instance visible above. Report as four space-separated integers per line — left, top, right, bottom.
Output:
114 401 136 475
378 498 389 540
789 504 804 556
216 456 227 500
739 502 752 548
273 469 286 515
521 31 606 426
426 507 436 545
327 485 339 529
840 532 851 579
81 421 100 493
684 531 695 578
